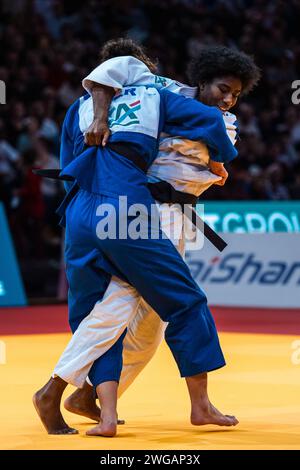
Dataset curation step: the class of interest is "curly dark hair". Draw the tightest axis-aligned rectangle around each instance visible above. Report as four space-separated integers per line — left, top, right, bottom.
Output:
187 46 261 95
100 38 158 73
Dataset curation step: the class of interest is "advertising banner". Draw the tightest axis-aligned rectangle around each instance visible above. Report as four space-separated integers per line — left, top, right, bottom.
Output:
0 203 27 307
186 232 300 308
201 201 300 233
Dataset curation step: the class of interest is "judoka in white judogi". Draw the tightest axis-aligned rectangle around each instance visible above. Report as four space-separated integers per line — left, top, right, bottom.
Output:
53 56 238 391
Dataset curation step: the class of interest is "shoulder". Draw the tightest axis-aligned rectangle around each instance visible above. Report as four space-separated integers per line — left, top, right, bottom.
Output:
62 96 85 134
69 94 91 119
158 87 189 100
65 96 83 119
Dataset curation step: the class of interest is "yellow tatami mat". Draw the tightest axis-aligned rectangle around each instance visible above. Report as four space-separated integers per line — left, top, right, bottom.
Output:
0 331 300 449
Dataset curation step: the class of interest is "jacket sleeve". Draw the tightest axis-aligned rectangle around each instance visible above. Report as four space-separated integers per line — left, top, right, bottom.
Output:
82 56 155 94
160 89 238 163
60 100 79 191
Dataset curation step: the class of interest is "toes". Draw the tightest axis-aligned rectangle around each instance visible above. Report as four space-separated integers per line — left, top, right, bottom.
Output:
50 427 78 435
86 424 117 437
225 415 238 420
223 416 239 426
65 427 79 434
226 415 239 425
86 427 99 436
58 428 78 435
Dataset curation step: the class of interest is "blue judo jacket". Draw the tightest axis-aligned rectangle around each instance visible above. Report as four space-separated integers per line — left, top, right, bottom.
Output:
59 86 237 213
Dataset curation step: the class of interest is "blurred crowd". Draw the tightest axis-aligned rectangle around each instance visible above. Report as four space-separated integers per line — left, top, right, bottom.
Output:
1 0 300 297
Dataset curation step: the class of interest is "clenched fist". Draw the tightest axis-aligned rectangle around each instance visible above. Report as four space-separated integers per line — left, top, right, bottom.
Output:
84 118 111 146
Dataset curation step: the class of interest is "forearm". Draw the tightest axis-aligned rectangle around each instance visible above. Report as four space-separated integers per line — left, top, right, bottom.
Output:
85 83 115 146
90 83 115 121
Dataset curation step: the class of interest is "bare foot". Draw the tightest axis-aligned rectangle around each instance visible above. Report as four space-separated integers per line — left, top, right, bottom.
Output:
64 387 101 422
33 381 78 435
64 385 125 425
191 400 239 427
86 419 117 437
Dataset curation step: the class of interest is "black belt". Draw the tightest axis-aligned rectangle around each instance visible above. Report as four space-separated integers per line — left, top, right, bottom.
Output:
148 181 227 252
33 144 227 252
108 142 148 172
32 168 73 180
180 204 227 252
33 142 148 180
148 181 198 205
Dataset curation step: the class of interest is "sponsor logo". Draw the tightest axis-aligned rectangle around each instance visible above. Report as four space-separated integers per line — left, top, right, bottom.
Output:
204 210 300 233
186 252 300 286
109 97 141 127
155 76 168 87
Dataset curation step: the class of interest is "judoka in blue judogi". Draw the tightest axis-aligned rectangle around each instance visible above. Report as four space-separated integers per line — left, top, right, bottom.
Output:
59 84 236 384
32 83 239 436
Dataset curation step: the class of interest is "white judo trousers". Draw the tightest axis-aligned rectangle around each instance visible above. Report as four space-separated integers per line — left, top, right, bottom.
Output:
53 202 187 391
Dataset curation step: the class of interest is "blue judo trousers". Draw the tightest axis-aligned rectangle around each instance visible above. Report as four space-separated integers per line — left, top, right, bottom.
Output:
59 85 238 386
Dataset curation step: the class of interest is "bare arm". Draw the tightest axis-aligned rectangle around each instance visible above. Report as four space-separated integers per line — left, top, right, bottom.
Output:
84 83 115 146
209 112 238 186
